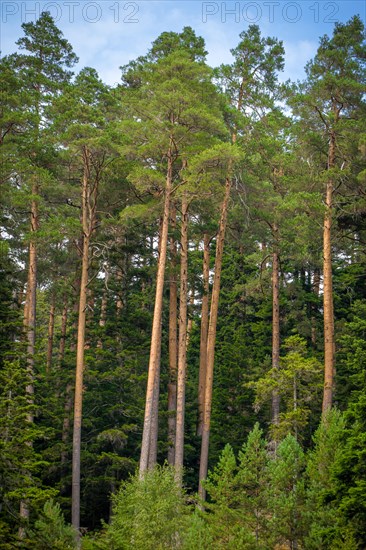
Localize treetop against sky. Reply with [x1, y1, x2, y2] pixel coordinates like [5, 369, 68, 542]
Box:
[1, 1, 364, 85]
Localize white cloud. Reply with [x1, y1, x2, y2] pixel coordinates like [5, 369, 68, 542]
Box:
[282, 40, 318, 82]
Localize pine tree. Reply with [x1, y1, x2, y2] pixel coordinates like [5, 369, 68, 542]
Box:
[236, 423, 270, 546]
[199, 26, 285, 497]
[292, 15, 366, 413]
[305, 409, 346, 549]
[267, 434, 306, 549]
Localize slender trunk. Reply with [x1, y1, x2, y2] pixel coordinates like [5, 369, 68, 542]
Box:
[175, 195, 189, 484]
[322, 127, 336, 414]
[148, 220, 164, 469]
[71, 231, 89, 533]
[84, 288, 94, 350]
[23, 282, 30, 332]
[311, 268, 320, 346]
[271, 225, 280, 427]
[72, 147, 93, 534]
[186, 286, 194, 350]
[58, 296, 68, 365]
[61, 383, 73, 467]
[116, 268, 124, 316]
[147, 370, 160, 468]
[293, 375, 298, 441]
[25, 247, 36, 413]
[197, 233, 210, 437]
[19, 184, 39, 534]
[18, 284, 25, 311]
[46, 295, 56, 373]
[61, 284, 78, 466]
[168, 204, 178, 466]
[97, 289, 108, 349]
[139, 143, 173, 476]
[322, 183, 335, 412]
[25, 191, 38, 420]
[147, 324, 161, 469]
[199, 177, 231, 500]
[300, 268, 306, 289]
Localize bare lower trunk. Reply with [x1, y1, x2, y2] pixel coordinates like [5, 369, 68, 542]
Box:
[25, 194, 38, 420]
[148, 220, 163, 469]
[61, 288, 78, 466]
[199, 177, 231, 500]
[23, 283, 30, 333]
[148, 326, 161, 469]
[322, 125, 336, 414]
[58, 296, 68, 365]
[71, 238, 89, 533]
[84, 288, 94, 350]
[97, 289, 108, 349]
[311, 268, 320, 346]
[61, 383, 73, 466]
[175, 196, 189, 484]
[46, 295, 56, 373]
[271, 226, 280, 428]
[72, 146, 95, 534]
[186, 287, 194, 350]
[116, 268, 124, 315]
[322, 181, 335, 413]
[19, 189, 38, 535]
[168, 205, 178, 466]
[18, 501, 29, 540]
[139, 144, 173, 476]
[197, 233, 210, 437]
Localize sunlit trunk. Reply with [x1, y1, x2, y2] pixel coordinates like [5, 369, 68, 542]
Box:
[174, 195, 189, 484]
[139, 142, 173, 476]
[168, 204, 178, 465]
[271, 225, 280, 428]
[322, 127, 336, 414]
[197, 233, 210, 437]
[46, 295, 56, 373]
[199, 177, 231, 500]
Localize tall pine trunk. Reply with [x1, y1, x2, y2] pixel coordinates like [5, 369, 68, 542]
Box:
[58, 295, 68, 365]
[148, 220, 164, 469]
[72, 146, 95, 533]
[139, 142, 173, 476]
[271, 225, 280, 428]
[147, 218, 163, 470]
[322, 131, 335, 413]
[97, 288, 108, 349]
[199, 177, 231, 500]
[46, 295, 56, 373]
[186, 287, 194, 350]
[174, 195, 189, 484]
[24, 188, 38, 421]
[19, 183, 39, 533]
[197, 233, 210, 437]
[311, 268, 320, 347]
[61, 280, 79, 467]
[168, 204, 178, 466]
[147, 325, 161, 469]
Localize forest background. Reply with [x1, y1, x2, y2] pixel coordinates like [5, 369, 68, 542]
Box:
[0, 7, 366, 549]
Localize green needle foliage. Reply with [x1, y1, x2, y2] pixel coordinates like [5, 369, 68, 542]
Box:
[31, 499, 77, 549]
[98, 465, 189, 550]
[250, 335, 323, 442]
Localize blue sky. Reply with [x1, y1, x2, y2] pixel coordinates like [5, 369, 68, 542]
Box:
[1, 1, 365, 85]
